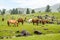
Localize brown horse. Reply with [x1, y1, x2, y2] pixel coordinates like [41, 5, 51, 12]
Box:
[7, 20, 18, 26]
[2, 18, 4, 21]
[32, 19, 49, 25]
[39, 19, 49, 25]
[17, 18, 24, 25]
[32, 19, 39, 25]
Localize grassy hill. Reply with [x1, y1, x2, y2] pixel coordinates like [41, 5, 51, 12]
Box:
[0, 12, 60, 40]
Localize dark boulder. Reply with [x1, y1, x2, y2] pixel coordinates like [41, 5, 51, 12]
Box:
[20, 30, 31, 36]
[15, 31, 20, 33]
[16, 34, 21, 37]
[34, 30, 42, 35]
[0, 36, 4, 39]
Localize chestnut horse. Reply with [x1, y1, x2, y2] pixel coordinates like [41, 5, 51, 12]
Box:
[2, 18, 4, 21]
[40, 19, 49, 25]
[32, 19, 49, 25]
[17, 18, 24, 25]
[7, 20, 18, 26]
[32, 19, 39, 25]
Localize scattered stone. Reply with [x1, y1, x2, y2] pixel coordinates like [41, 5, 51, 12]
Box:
[34, 30, 42, 35]
[20, 30, 31, 36]
[16, 34, 21, 37]
[44, 28, 48, 30]
[0, 36, 4, 39]
[16, 31, 20, 33]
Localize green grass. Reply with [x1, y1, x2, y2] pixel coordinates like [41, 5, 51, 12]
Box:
[0, 12, 60, 40]
[2, 33, 60, 40]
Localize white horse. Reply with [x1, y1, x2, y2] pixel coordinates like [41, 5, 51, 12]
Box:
[27, 19, 32, 24]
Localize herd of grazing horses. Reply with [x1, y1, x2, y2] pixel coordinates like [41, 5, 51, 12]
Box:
[1, 15, 56, 26]
[7, 18, 49, 26]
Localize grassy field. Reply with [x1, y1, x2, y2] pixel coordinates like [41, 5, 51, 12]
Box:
[3, 33, 60, 40]
[0, 12, 60, 40]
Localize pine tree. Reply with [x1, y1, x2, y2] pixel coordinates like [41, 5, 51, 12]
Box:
[1, 9, 6, 15]
[45, 5, 51, 12]
[11, 8, 19, 14]
[31, 9, 35, 13]
[26, 8, 30, 14]
[15, 8, 18, 14]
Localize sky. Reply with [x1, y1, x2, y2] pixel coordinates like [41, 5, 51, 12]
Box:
[0, 0, 60, 10]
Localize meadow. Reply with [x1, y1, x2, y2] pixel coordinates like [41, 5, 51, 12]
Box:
[0, 12, 60, 40]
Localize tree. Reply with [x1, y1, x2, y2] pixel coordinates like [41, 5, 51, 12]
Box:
[11, 8, 15, 14]
[31, 9, 35, 13]
[0, 10, 1, 14]
[45, 5, 51, 12]
[1, 9, 6, 15]
[26, 8, 30, 14]
[18, 11, 22, 14]
[57, 6, 60, 12]
[15, 8, 18, 14]
[11, 8, 19, 14]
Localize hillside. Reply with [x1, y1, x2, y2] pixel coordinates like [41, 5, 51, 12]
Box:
[35, 3, 60, 12]
[5, 3, 60, 14]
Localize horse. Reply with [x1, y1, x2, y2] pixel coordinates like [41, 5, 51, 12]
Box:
[31, 18, 48, 25]
[32, 19, 39, 25]
[40, 19, 49, 25]
[27, 18, 39, 25]
[2, 18, 4, 21]
[37, 16, 42, 19]
[28, 18, 49, 25]
[27, 19, 32, 23]
[7, 20, 18, 26]
[17, 18, 24, 25]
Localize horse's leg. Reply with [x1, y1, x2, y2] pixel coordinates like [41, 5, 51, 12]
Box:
[7, 21, 10, 26]
[36, 22, 38, 25]
[40, 21, 42, 24]
[22, 21, 24, 25]
[42, 22, 45, 25]
[39, 21, 41, 24]
[33, 22, 34, 25]
[46, 21, 49, 24]
[14, 23, 17, 27]
[13, 23, 15, 27]
[17, 23, 18, 27]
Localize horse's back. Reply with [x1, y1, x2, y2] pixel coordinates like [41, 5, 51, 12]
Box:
[8, 20, 18, 24]
[18, 18, 24, 22]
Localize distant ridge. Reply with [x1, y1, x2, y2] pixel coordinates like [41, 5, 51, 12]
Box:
[34, 3, 60, 12]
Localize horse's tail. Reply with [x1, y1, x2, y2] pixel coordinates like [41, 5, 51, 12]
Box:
[7, 21, 9, 26]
